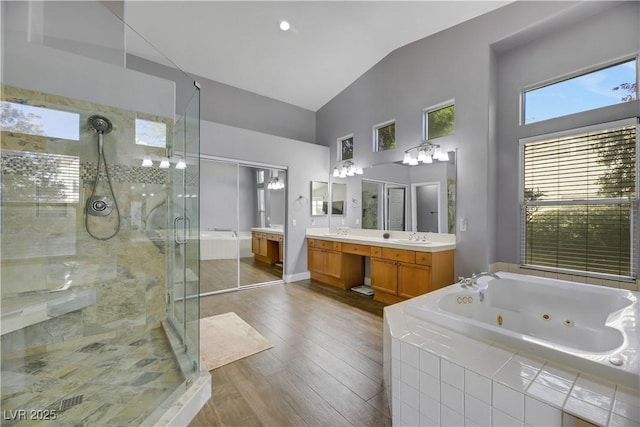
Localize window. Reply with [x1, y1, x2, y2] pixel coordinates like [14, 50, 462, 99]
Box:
[523, 59, 637, 124]
[1, 101, 79, 140]
[338, 135, 353, 161]
[520, 119, 638, 279]
[374, 121, 395, 152]
[425, 103, 455, 140]
[135, 118, 166, 148]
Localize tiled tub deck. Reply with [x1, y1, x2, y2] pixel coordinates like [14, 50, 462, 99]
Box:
[384, 303, 639, 427]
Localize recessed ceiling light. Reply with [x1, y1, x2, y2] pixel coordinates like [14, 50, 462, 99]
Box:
[279, 20, 290, 31]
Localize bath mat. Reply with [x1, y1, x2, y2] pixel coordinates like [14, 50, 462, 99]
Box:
[199, 312, 273, 371]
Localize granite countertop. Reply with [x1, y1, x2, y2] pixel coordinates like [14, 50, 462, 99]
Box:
[305, 229, 456, 253]
[251, 227, 284, 235]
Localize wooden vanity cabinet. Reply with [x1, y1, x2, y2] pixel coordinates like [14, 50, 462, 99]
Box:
[307, 239, 364, 289]
[370, 246, 453, 304]
[306, 236, 454, 302]
[252, 231, 281, 264]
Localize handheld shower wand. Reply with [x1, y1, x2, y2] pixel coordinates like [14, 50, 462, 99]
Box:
[85, 115, 120, 240]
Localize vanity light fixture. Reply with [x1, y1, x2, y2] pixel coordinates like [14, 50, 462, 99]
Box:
[267, 176, 285, 190]
[332, 160, 363, 178]
[159, 147, 171, 169]
[402, 141, 449, 165]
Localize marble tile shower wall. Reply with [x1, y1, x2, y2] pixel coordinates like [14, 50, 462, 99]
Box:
[1, 85, 173, 354]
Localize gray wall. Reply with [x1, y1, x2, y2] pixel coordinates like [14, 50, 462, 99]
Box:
[126, 55, 316, 143]
[495, 1, 640, 264]
[317, 1, 586, 277]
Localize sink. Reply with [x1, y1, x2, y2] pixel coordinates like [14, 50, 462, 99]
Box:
[390, 239, 431, 245]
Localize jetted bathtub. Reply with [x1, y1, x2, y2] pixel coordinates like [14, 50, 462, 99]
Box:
[200, 230, 253, 260]
[405, 271, 639, 389]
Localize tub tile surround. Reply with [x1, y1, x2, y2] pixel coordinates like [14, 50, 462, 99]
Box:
[489, 262, 640, 292]
[384, 302, 640, 427]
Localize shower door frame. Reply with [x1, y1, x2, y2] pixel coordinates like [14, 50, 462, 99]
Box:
[166, 84, 200, 373]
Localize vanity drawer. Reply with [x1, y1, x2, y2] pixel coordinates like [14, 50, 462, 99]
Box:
[253, 232, 266, 239]
[308, 239, 341, 251]
[371, 246, 383, 258]
[382, 248, 415, 263]
[341, 243, 371, 256]
[415, 252, 432, 266]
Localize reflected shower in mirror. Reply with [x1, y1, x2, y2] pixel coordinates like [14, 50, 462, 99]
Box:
[311, 181, 329, 215]
[331, 182, 347, 216]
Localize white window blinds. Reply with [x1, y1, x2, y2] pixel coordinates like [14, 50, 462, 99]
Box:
[520, 119, 638, 279]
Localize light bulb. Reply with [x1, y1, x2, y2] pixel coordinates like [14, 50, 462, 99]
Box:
[141, 157, 153, 167]
[403, 152, 412, 164]
[417, 149, 427, 163]
[175, 159, 186, 169]
[279, 21, 290, 31]
[159, 158, 170, 169]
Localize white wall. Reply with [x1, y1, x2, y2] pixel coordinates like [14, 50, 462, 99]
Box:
[200, 120, 330, 279]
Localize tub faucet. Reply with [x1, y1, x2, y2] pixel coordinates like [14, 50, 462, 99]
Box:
[471, 272, 500, 287]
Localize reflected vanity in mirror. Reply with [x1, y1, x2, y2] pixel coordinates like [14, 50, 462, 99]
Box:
[311, 181, 329, 215]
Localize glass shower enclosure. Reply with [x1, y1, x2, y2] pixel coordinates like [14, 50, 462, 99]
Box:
[1, 2, 204, 425]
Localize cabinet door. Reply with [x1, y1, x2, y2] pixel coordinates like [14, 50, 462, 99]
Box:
[371, 258, 398, 294]
[398, 262, 431, 298]
[323, 250, 343, 279]
[308, 247, 324, 274]
[252, 236, 260, 254]
[258, 237, 268, 256]
[278, 242, 283, 263]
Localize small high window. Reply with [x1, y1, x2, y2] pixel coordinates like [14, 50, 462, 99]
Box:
[425, 103, 455, 140]
[1, 101, 79, 140]
[338, 135, 354, 161]
[523, 59, 637, 124]
[374, 121, 395, 152]
[135, 118, 166, 148]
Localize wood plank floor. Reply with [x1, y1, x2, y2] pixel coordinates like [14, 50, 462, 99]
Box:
[191, 279, 390, 427]
[200, 257, 283, 294]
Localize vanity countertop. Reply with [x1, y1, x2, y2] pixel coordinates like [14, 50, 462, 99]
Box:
[306, 228, 456, 253]
[251, 227, 284, 235]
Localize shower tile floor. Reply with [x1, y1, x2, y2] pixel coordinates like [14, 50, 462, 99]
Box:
[1, 327, 184, 426]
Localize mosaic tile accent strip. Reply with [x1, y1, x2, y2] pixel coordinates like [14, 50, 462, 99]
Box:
[1, 152, 168, 185]
[81, 162, 168, 184]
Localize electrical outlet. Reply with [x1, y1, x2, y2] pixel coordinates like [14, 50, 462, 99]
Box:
[459, 218, 467, 232]
[292, 219, 297, 227]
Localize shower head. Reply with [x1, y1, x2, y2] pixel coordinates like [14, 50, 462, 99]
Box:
[87, 115, 113, 134]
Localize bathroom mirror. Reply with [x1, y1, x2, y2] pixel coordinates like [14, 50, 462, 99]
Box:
[331, 182, 347, 216]
[311, 181, 329, 216]
[355, 150, 456, 233]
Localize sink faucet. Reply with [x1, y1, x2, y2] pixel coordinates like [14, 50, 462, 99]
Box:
[409, 232, 419, 241]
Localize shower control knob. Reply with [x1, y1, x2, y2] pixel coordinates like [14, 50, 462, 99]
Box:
[87, 196, 113, 216]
